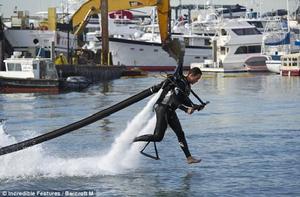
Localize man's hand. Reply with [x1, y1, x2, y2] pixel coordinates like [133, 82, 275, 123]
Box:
[193, 104, 205, 111]
[187, 107, 195, 114]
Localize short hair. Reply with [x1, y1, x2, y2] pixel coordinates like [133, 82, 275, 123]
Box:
[189, 67, 202, 76]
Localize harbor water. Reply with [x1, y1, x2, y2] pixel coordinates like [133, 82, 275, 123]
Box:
[0, 73, 299, 196]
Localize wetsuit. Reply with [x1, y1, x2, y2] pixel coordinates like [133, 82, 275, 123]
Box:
[133, 75, 195, 158]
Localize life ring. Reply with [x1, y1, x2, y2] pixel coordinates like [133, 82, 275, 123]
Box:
[29, 23, 34, 30]
[39, 25, 48, 31]
[42, 26, 48, 30]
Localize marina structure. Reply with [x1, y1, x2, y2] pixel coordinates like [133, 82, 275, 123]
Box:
[280, 53, 300, 76]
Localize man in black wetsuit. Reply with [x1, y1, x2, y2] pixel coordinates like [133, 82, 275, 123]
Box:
[133, 67, 204, 164]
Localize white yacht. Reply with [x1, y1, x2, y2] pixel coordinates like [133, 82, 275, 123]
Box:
[109, 34, 212, 71]
[3, 7, 78, 59]
[4, 29, 78, 59]
[191, 19, 268, 72]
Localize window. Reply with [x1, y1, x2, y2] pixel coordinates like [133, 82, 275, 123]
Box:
[184, 37, 189, 46]
[33, 64, 37, 70]
[7, 63, 22, 71]
[220, 47, 227, 55]
[248, 45, 261, 53]
[48, 63, 54, 69]
[235, 46, 261, 54]
[44, 51, 51, 58]
[15, 63, 22, 71]
[247, 21, 263, 28]
[221, 29, 227, 36]
[232, 29, 243, 35]
[235, 46, 247, 54]
[204, 39, 211, 46]
[232, 28, 261, 35]
[7, 63, 15, 71]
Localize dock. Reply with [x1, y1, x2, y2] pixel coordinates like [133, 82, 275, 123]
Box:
[55, 64, 126, 82]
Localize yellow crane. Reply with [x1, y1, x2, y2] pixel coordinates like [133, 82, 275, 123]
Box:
[70, 0, 184, 64]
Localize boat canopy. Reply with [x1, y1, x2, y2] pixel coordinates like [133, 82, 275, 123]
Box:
[265, 32, 290, 46]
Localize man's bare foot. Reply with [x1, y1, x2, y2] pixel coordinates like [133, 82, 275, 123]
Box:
[187, 156, 201, 164]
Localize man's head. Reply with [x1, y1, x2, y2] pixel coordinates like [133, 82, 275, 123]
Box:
[186, 67, 202, 85]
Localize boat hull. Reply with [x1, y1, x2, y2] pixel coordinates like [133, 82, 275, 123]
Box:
[245, 56, 268, 72]
[266, 60, 281, 74]
[0, 77, 59, 93]
[59, 76, 91, 91]
[281, 69, 300, 76]
[109, 37, 212, 71]
[191, 59, 251, 73]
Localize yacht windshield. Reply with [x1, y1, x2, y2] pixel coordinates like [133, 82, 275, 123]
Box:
[232, 28, 261, 35]
[7, 63, 22, 71]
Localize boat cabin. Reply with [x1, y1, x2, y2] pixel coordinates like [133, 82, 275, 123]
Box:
[0, 52, 58, 80]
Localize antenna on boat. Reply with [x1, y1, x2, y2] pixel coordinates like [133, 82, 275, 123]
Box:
[286, 0, 291, 53]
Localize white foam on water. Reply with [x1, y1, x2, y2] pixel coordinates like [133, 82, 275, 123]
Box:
[0, 123, 46, 179]
[0, 90, 161, 180]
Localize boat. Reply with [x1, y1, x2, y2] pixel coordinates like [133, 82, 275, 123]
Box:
[60, 76, 91, 91]
[280, 53, 300, 76]
[261, 20, 291, 74]
[0, 52, 60, 93]
[216, 4, 247, 18]
[265, 55, 281, 74]
[109, 36, 212, 71]
[191, 19, 268, 72]
[3, 7, 78, 59]
[4, 29, 78, 59]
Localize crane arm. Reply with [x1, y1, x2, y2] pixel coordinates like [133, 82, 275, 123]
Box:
[71, 0, 169, 42]
[71, 0, 184, 63]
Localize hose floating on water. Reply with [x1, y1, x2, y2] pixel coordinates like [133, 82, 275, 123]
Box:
[0, 87, 155, 156]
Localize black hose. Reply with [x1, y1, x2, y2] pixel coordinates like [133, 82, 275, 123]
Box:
[0, 87, 154, 156]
